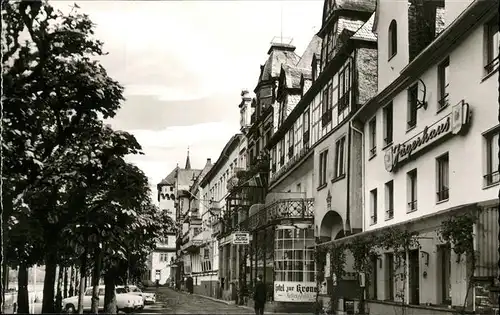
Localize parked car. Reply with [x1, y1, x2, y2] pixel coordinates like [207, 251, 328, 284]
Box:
[117, 285, 156, 304]
[61, 285, 143, 313]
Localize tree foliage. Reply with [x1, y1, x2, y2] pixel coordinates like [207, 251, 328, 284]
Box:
[2, 1, 176, 313]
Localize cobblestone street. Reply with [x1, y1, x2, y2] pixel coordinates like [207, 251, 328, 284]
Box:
[140, 287, 257, 314]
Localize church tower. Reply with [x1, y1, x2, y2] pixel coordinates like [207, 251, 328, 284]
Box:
[185, 147, 191, 170]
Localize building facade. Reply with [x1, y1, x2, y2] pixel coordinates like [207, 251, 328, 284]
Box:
[348, 0, 499, 314]
[199, 133, 247, 300]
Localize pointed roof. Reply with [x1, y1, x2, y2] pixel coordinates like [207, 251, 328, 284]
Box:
[158, 166, 179, 186]
[185, 147, 191, 170]
[296, 35, 323, 69]
[350, 13, 377, 42]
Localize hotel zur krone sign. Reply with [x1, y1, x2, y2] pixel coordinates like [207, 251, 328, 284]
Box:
[384, 100, 470, 172]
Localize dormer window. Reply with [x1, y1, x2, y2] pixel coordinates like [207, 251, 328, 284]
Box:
[388, 20, 398, 60]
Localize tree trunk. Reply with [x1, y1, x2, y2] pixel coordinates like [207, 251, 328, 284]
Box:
[91, 246, 102, 314]
[104, 270, 117, 314]
[78, 250, 87, 314]
[55, 265, 64, 312]
[2, 263, 8, 313]
[69, 266, 74, 297]
[17, 263, 30, 314]
[41, 251, 57, 314]
[63, 266, 69, 298]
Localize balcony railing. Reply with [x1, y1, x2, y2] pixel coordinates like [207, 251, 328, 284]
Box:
[243, 198, 314, 231]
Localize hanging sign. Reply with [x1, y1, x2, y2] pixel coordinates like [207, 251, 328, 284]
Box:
[232, 232, 250, 245]
[274, 281, 317, 302]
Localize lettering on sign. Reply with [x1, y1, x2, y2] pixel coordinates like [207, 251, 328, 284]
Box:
[384, 101, 470, 172]
[274, 281, 317, 302]
[232, 232, 250, 245]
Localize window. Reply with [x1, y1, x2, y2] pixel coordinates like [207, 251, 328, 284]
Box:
[407, 84, 418, 129]
[334, 137, 346, 178]
[274, 227, 315, 282]
[370, 189, 377, 225]
[485, 16, 499, 74]
[369, 118, 377, 157]
[271, 147, 277, 172]
[303, 109, 310, 145]
[484, 129, 500, 186]
[437, 57, 450, 110]
[319, 150, 328, 187]
[438, 244, 452, 305]
[407, 169, 418, 212]
[338, 64, 351, 113]
[204, 248, 209, 260]
[287, 128, 294, 157]
[155, 270, 161, 280]
[383, 102, 393, 146]
[296, 183, 301, 192]
[321, 84, 332, 126]
[388, 20, 398, 59]
[279, 140, 285, 166]
[385, 180, 394, 220]
[436, 153, 449, 202]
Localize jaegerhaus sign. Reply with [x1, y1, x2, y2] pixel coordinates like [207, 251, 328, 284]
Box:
[384, 100, 470, 172]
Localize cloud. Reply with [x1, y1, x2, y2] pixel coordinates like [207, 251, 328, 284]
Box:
[124, 84, 210, 102]
[123, 122, 240, 193]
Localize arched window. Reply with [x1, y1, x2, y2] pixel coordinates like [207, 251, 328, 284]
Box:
[388, 20, 398, 59]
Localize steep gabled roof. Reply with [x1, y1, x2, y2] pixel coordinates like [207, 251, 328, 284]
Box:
[158, 167, 178, 186]
[281, 64, 311, 90]
[258, 45, 301, 84]
[296, 35, 323, 69]
[351, 13, 377, 42]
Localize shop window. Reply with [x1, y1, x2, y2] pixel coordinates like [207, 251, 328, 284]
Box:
[274, 227, 315, 283]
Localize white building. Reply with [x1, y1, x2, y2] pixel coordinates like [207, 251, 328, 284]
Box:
[199, 133, 247, 299]
[352, 0, 499, 313]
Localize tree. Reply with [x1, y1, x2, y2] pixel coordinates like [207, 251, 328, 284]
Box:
[2, 1, 129, 312]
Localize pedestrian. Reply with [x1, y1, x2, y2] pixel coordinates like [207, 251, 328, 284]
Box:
[253, 275, 266, 315]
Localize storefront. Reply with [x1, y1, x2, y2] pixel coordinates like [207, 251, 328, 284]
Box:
[244, 198, 316, 312]
[273, 225, 316, 302]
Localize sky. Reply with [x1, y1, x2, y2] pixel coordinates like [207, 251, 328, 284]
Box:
[53, 1, 323, 202]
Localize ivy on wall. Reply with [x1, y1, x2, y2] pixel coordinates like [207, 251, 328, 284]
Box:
[438, 212, 477, 313]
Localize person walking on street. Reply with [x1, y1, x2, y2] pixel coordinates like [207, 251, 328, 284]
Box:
[253, 275, 266, 315]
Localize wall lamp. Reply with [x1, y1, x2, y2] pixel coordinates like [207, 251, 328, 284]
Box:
[421, 251, 430, 266]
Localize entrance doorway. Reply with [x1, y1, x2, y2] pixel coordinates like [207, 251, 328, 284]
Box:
[408, 250, 420, 305]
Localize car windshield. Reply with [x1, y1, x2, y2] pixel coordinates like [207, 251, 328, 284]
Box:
[116, 288, 127, 294]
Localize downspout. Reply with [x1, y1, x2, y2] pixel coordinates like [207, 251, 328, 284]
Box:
[345, 51, 356, 235]
[350, 121, 365, 233]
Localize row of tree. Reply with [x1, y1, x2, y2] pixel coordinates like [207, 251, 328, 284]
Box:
[2, 1, 174, 313]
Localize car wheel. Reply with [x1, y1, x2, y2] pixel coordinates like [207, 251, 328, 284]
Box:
[65, 304, 76, 314]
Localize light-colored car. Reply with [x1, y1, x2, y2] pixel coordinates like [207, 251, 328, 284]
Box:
[117, 285, 156, 304]
[62, 285, 143, 313]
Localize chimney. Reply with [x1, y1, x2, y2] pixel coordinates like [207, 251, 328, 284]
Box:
[206, 158, 212, 166]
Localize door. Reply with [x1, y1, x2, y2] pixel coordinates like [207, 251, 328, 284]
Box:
[408, 250, 420, 305]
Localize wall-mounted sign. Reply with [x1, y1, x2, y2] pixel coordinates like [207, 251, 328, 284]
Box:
[274, 281, 317, 302]
[192, 240, 203, 246]
[384, 101, 470, 172]
[232, 232, 250, 245]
